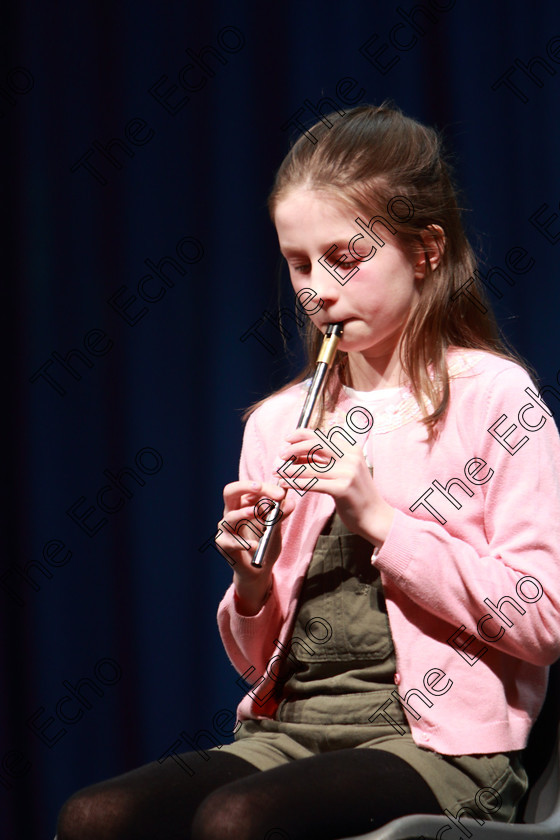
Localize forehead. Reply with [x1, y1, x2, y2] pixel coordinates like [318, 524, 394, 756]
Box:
[274, 188, 361, 248]
[274, 188, 352, 224]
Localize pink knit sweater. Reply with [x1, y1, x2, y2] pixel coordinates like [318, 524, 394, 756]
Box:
[217, 349, 560, 755]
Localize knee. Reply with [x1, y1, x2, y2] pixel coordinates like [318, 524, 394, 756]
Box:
[191, 786, 259, 840]
[56, 785, 135, 840]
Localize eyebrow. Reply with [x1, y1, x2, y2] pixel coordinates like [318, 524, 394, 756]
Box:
[281, 241, 352, 258]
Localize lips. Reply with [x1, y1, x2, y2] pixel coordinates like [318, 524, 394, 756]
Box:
[322, 318, 352, 330]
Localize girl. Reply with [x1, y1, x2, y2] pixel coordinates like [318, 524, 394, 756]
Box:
[57, 104, 560, 840]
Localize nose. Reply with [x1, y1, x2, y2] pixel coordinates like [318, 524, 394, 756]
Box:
[309, 261, 345, 307]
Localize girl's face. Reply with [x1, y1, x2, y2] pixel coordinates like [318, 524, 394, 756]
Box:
[274, 188, 425, 365]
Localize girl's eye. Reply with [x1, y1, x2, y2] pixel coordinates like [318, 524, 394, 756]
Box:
[336, 256, 358, 270]
[289, 256, 358, 274]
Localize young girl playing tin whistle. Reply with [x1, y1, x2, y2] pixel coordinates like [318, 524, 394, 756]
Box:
[57, 103, 560, 840]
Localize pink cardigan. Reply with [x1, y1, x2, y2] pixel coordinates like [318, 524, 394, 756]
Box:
[217, 349, 560, 755]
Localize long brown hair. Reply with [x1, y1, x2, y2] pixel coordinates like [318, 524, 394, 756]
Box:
[246, 103, 531, 437]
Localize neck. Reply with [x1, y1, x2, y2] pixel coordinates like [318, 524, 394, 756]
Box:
[346, 345, 406, 391]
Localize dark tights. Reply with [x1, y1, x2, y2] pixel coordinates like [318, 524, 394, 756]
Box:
[56, 747, 441, 840]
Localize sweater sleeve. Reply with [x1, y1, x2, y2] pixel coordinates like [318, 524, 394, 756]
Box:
[216, 409, 286, 678]
[374, 364, 560, 667]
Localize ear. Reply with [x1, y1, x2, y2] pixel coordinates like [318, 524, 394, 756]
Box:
[413, 224, 445, 279]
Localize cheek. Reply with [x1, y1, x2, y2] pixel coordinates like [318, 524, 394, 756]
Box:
[379, 256, 418, 297]
[288, 272, 308, 299]
[290, 282, 325, 323]
[354, 272, 417, 318]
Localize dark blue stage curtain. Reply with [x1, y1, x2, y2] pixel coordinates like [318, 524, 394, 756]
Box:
[2, 0, 560, 836]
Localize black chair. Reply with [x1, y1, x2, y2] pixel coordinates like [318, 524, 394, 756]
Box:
[338, 659, 560, 839]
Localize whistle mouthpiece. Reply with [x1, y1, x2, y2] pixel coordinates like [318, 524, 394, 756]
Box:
[326, 322, 344, 338]
[317, 322, 344, 366]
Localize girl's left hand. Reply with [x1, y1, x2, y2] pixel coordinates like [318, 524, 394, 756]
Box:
[278, 428, 395, 548]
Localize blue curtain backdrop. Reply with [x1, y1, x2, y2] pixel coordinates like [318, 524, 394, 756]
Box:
[3, 0, 560, 836]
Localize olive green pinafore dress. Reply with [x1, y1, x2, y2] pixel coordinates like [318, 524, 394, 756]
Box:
[220, 512, 528, 820]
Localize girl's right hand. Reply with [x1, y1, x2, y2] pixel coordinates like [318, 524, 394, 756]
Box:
[217, 480, 296, 615]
